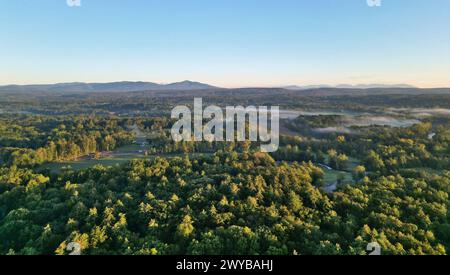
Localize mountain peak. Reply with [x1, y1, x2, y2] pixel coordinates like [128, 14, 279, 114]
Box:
[164, 80, 217, 90]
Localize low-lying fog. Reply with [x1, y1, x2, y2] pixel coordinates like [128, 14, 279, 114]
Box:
[390, 108, 450, 118]
[279, 107, 450, 135]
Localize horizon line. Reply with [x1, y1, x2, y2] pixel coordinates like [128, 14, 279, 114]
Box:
[2, 80, 450, 90]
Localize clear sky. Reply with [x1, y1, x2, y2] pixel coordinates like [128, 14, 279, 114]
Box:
[1, 0, 449, 88]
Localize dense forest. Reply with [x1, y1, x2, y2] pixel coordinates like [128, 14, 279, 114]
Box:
[0, 89, 449, 255]
[0, 115, 133, 167]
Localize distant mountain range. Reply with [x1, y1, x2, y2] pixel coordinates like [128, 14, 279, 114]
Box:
[0, 81, 439, 94]
[282, 84, 416, 90]
[0, 80, 218, 93]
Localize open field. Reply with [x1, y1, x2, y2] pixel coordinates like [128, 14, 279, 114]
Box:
[40, 154, 147, 173]
[323, 170, 353, 185]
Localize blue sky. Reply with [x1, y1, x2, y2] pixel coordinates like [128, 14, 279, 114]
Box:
[1, 0, 449, 87]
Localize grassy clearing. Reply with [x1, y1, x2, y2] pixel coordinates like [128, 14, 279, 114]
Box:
[39, 149, 210, 174]
[323, 170, 353, 185]
[321, 154, 360, 186]
[40, 154, 147, 173]
[39, 124, 154, 173]
[113, 144, 147, 153]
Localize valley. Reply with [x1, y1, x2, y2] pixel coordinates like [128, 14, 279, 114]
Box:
[1, 88, 449, 255]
